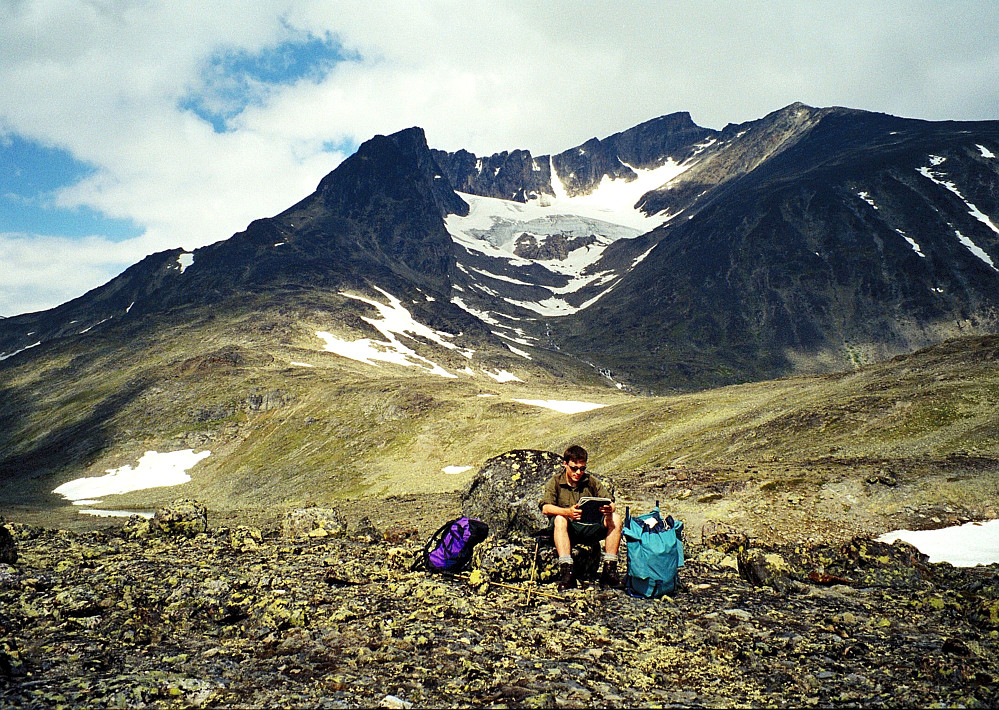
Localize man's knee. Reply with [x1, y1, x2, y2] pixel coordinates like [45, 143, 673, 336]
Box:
[553, 515, 569, 532]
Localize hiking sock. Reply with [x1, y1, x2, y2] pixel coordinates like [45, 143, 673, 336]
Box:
[558, 555, 572, 566]
[602, 552, 618, 563]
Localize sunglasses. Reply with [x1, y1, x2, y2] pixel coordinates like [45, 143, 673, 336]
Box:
[566, 463, 587, 472]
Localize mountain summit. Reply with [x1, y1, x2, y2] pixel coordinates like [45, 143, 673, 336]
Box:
[3, 103, 999, 393]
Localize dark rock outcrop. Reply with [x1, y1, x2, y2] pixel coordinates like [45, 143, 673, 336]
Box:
[0, 525, 16, 564]
[738, 547, 800, 594]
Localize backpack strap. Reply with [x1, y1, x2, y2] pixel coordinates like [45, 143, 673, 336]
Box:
[411, 518, 457, 572]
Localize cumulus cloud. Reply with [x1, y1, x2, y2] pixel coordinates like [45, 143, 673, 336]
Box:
[1, 0, 998, 316]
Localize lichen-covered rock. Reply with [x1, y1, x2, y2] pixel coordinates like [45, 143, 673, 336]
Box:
[0, 525, 16, 564]
[228, 526, 263, 552]
[473, 535, 603, 584]
[351, 516, 380, 544]
[153, 499, 208, 537]
[121, 516, 153, 539]
[461, 449, 564, 537]
[0, 564, 18, 590]
[834, 537, 934, 590]
[738, 547, 798, 593]
[2, 515, 998, 708]
[701, 521, 748, 553]
[282, 507, 347, 539]
[0, 638, 25, 679]
[384, 525, 419, 544]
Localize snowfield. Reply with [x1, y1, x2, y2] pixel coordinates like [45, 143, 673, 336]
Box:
[513, 399, 607, 414]
[53, 449, 211, 503]
[878, 519, 999, 566]
[445, 155, 692, 319]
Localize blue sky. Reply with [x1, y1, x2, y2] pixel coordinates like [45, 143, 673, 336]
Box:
[2, 1, 999, 316]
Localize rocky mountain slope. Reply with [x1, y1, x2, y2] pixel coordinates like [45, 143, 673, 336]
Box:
[4, 103, 998, 393]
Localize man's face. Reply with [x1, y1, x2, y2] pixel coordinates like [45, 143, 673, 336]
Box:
[564, 458, 587, 487]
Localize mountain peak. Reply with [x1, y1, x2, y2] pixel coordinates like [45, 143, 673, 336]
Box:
[315, 127, 467, 219]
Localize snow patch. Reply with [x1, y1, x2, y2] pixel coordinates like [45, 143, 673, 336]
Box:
[483, 369, 523, 383]
[442, 465, 473, 475]
[895, 229, 926, 258]
[468, 266, 534, 286]
[54, 450, 211, 502]
[79, 316, 112, 334]
[492, 329, 536, 347]
[290, 361, 314, 368]
[857, 191, 878, 209]
[505, 343, 533, 360]
[877, 519, 999, 566]
[451, 296, 503, 327]
[954, 229, 998, 271]
[631, 245, 656, 267]
[0, 341, 41, 361]
[978, 144, 996, 159]
[513, 399, 607, 414]
[176, 252, 194, 273]
[317, 287, 474, 378]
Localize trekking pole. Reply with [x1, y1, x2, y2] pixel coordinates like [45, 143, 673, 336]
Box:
[526, 536, 541, 605]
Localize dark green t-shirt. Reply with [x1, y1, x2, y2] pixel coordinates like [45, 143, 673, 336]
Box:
[539, 470, 612, 511]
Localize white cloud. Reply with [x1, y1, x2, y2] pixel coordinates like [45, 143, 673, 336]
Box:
[2, 1, 999, 316]
[0, 231, 155, 315]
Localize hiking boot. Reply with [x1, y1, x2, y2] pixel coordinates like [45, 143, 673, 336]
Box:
[557, 563, 576, 591]
[600, 561, 624, 589]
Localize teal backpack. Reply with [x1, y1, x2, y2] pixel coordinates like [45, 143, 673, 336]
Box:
[623, 503, 684, 598]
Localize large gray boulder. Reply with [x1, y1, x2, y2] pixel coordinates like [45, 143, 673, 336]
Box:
[461, 449, 564, 538]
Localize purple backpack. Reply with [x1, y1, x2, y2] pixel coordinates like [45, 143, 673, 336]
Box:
[414, 516, 489, 574]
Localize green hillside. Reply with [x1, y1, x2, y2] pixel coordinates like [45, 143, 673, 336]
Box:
[2, 294, 997, 543]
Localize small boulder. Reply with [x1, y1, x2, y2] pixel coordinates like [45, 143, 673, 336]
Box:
[701, 521, 748, 553]
[228, 526, 263, 552]
[738, 548, 798, 594]
[462, 449, 564, 538]
[384, 525, 419, 544]
[153, 500, 208, 537]
[351, 516, 380, 544]
[0, 525, 16, 565]
[282, 507, 347, 539]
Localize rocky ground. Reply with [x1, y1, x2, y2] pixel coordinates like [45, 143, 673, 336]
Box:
[1, 500, 998, 709]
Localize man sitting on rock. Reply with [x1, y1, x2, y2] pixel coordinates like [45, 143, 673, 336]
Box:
[540, 445, 623, 590]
